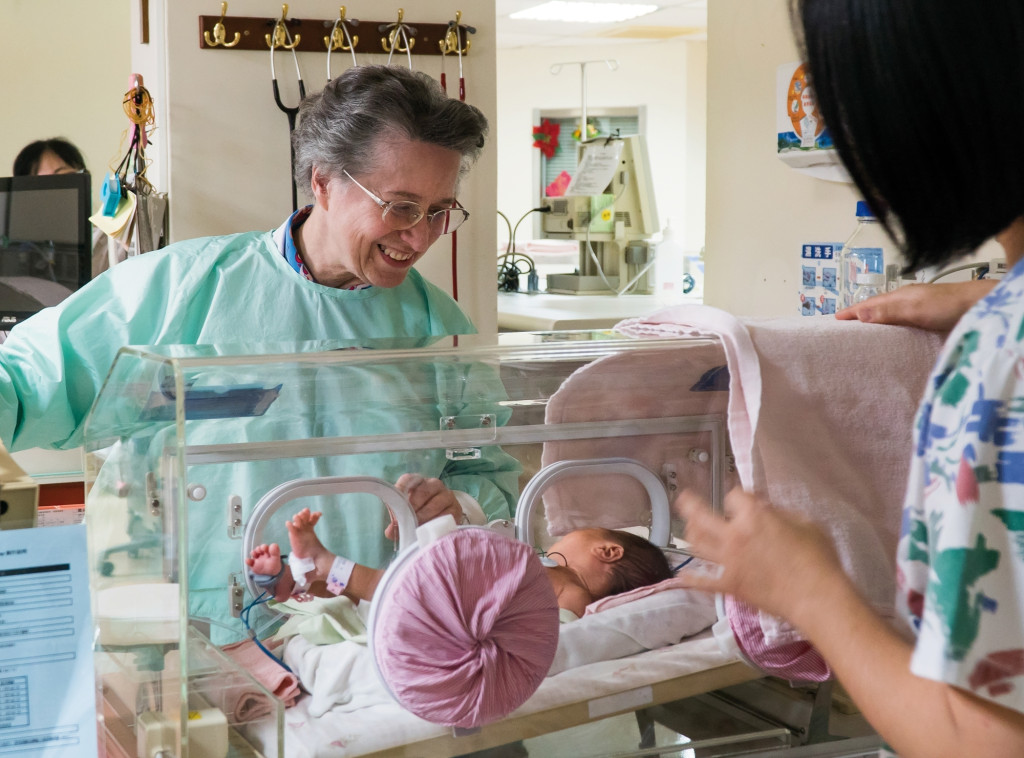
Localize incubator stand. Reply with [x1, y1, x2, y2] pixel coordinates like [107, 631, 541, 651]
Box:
[81, 331, 874, 758]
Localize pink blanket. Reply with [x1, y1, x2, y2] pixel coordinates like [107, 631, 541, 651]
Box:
[615, 305, 945, 680]
[220, 638, 302, 720]
[540, 338, 739, 538]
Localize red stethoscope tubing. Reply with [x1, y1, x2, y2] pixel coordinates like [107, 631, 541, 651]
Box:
[450, 29, 466, 302]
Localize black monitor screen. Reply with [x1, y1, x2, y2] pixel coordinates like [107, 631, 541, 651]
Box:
[0, 173, 91, 330]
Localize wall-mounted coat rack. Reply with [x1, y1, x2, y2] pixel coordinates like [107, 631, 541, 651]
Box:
[198, 5, 472, 55]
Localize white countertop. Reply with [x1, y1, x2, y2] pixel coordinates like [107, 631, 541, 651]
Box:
[497, 292, 700, 331]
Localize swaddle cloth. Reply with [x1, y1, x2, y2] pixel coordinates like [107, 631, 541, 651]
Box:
[616, 305, 945, 681]
[370, 528, 560, 729]
[541, 339, 737, 538]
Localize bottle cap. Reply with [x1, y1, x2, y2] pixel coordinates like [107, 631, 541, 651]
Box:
[855, 200, 875, 218]
[856, 272, 885, 285]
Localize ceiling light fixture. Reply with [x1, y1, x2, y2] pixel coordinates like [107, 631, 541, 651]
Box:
[509, 1, 659, 24]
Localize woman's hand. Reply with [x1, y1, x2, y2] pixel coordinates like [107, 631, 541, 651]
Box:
[835, 280, 996, 332]
[675, 488, 847, 625]
[385, 474, 462, 541]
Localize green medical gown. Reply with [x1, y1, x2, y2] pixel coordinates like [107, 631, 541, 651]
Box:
[0, 230, 521, 641]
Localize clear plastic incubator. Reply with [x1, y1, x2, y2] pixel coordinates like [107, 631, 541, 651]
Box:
[83, 329, 883, 758]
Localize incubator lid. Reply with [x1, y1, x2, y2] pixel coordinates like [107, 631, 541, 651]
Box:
[82, 330, 719, 448]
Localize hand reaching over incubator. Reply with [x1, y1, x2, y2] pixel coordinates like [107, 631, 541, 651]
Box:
[835, 280, 996, 332]
[675, 488, 1024, 758]
[674, 488, 849, 624]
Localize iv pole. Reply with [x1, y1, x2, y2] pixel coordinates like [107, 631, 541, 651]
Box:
[547, 59, 627, 295]
[549, 59, 619, 141]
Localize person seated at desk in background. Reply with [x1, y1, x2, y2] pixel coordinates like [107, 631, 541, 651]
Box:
[12, 136, 125, 278]
[248, 507, 673, 620]
[678, 1, 1024, 757]
[12, 137, 86, 177]
[1, 65, 521, 642]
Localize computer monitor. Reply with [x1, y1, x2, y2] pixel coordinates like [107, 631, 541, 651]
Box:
[0, 173, 92, 330]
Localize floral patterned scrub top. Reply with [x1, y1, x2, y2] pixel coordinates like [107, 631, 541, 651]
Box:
[897, 260, 1024, 713]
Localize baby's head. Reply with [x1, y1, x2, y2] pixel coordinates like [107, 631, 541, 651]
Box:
[547, 527, 673, 598]
[602, 528, 673, 595]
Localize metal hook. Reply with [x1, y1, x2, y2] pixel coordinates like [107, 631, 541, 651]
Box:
[204, 2, 241, 47]
[325, 6, 359, 51]
[326, 6, 360, 80]
[266, 4, 300, 49]
[445, 11, 473, 56]
[380, 9, 416, 53]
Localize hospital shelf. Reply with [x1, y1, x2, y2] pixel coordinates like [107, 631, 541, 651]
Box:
[497, 292, 690, 331]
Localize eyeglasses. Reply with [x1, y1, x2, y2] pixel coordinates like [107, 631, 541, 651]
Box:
[342, 170, 469, 235]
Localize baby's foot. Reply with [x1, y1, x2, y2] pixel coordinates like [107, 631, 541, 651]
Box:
[245, 542, 296, 602]
[287, 508, 337, 585]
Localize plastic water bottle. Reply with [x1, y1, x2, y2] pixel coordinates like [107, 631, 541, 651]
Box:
[852, 272, 885, 304]
[839, 201, 902, 308]
[654, 220, 685, 303]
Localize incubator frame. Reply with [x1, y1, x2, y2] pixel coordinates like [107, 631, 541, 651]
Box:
[82, 331, 874, 757]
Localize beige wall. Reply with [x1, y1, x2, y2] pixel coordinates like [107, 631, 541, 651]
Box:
[0, 0, 131, 207]
[704, 0, 997, 316]
[2, 1, 499, 334]
[496, 40, 707, 257]
[137, 0, 499, 334]
[704, 0, 859, 316]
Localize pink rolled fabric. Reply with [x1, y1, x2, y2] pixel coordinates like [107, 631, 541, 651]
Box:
[371, 528, 560, 729]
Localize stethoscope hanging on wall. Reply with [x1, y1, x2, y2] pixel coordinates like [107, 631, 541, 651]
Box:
[446, 12, 473, 102]
[440, 13, 474, 303]
[268, 4, 305, 212]
[380, 9, 416, 70]
[326, 6, 359, 81]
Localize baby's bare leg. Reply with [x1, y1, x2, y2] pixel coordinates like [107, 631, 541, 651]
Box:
[287, 508, 338, 588]
[288, 507, 382, 601]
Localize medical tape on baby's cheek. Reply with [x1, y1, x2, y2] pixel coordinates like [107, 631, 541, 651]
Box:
[289, 555, 316, 591]
[326, 555, 356, 595]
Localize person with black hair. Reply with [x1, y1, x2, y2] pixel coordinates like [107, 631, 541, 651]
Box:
[678, 2, 1024, 756]
[12, 137, 86, 176]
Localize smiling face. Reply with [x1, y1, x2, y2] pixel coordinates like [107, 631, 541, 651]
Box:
[299, 136, 463, 290]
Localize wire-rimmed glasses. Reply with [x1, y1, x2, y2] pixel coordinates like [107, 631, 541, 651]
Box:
[342, 170, 469, 235]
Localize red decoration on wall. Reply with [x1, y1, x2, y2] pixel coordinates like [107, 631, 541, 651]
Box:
[532, 119, 560, 159]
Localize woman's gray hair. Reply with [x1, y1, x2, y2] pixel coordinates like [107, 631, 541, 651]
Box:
[292, 65, 489, 196]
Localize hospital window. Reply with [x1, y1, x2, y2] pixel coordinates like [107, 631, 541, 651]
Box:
[536, 107, 643, 200]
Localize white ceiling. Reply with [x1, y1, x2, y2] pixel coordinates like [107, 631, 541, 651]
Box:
[495, 0, 707, 48]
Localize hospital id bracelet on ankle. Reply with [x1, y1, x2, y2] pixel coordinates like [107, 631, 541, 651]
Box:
[326, 555, 356, 595]
[289, 555, 316, 591]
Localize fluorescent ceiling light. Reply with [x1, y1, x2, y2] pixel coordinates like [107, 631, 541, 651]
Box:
[510, 2, 659, 24]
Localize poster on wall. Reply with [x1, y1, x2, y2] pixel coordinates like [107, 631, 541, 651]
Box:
[777, 62, 850, 183]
